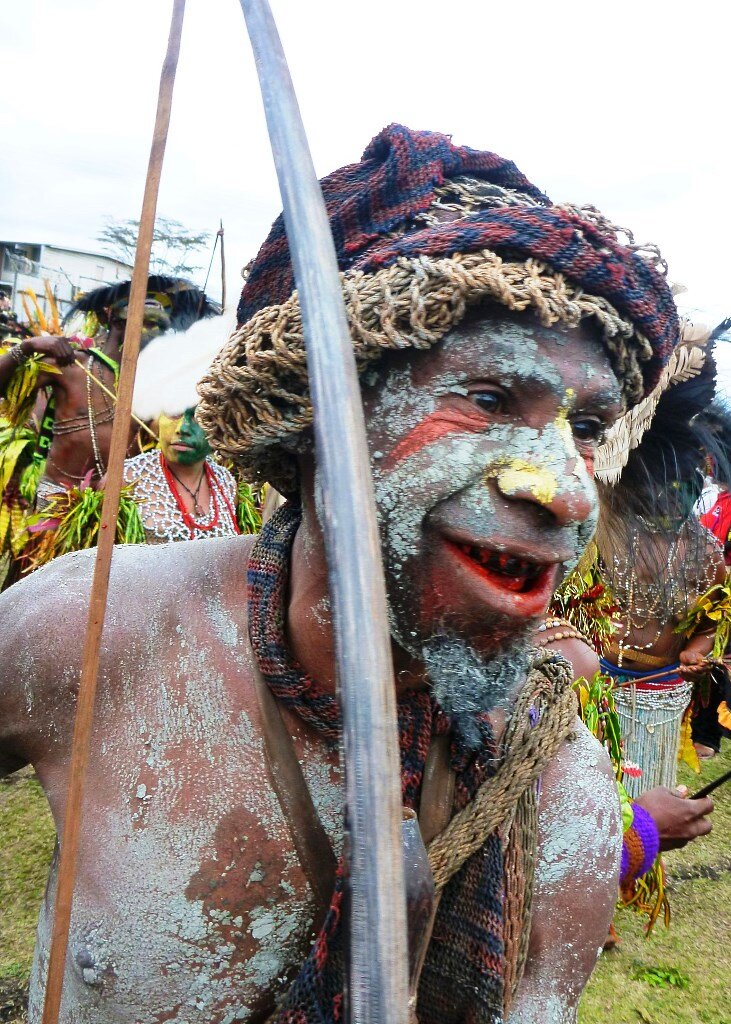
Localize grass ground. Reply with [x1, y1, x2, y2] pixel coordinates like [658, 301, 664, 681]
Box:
[0, 769, 54, 1023]
[580, 739, 731, 1024]
[1, 746, 729, 1023]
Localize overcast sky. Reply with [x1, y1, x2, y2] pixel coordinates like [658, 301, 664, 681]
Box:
[1, 0, 729, 367]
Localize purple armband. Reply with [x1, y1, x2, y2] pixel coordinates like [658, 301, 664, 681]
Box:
[620, 803, 660, 885]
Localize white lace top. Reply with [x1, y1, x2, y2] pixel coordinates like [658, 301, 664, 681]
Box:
[123, 449, 239, 543]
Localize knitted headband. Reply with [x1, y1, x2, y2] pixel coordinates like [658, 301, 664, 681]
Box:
[197, 125, 679, 493]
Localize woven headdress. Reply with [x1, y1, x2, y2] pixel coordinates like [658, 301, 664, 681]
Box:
[198, 124, 680, 493]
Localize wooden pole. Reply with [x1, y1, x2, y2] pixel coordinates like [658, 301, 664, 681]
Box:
[41, 3, 186, 1021]
[219, 220, 226, 312]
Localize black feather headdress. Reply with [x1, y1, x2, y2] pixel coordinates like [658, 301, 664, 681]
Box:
[66, 275, 221, 332]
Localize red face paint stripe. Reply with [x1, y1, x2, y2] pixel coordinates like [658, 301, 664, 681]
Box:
[384, 408, 487, 468]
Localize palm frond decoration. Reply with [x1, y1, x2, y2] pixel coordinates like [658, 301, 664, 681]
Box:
[0, 345, 60, 427]
[23, 484, 145, 571]
[236, 479, 263, 535]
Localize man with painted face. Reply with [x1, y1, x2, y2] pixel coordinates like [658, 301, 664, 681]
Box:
[122, 407, 240, 543]
[0, 275, 218, 509]
[1, 127, 681, 1024]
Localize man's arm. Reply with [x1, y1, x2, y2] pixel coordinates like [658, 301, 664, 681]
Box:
[0, 597, 34, 777]
[0, 335, 75, 396]
[678, 545, 728, 679]
[509, 723, 622, 1024]
[0, 551, 89, 778]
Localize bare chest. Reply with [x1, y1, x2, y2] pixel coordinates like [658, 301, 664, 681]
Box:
[32, 627, 343, 1024]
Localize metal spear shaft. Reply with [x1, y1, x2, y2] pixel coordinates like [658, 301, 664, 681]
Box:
[237, 3, 409, 1022]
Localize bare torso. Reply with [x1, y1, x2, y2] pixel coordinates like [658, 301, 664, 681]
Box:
[38, 353, 138, 487]
[0, 538, 621, 1024]
[600, 523, 725, 669]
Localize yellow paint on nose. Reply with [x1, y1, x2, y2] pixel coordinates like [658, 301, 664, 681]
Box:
[491, 459, 558, 505]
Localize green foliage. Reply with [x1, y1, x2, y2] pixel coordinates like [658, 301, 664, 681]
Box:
[675, 577, 731, 660]
[0, 773, 55, 982]
[0, 422, 36, 493]
[551, 542, 619, 654]
[574, 671, 623, 776]
[0, 352, 59, 429]
[18, 458, 43, 505]
[236, 479, 262, 535]
[631, 964, 689, 989]
[25, 486, 145, 570]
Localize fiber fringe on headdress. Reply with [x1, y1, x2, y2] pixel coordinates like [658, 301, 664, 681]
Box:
[595, 338, 707, 484]
[198, 124, 680, 494]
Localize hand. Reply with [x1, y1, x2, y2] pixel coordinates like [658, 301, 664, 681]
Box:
[634, 785, 713, 850]
[22, 335, 75, 366]
[678, 647, 713, 682]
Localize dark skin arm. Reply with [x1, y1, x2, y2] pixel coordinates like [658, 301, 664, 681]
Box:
[678, 551, 728, 680]
[536, 623, 715, 852]
[0, 335, 75, 396]
[635, 785, 714, 850]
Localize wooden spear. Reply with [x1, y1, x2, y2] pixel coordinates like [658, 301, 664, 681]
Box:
[72, 358, 159, 442]
[219, 220, 226, 313]
[41, 3, 186, 1021]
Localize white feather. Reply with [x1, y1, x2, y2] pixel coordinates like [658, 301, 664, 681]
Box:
[132, 311, 236, 421]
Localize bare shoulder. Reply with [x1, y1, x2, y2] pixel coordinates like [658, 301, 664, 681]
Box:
[0, 535, 256, 769]
[537, 719, 621, 891]
[1, 533, 255, 624]
[542, 634, 600, 684]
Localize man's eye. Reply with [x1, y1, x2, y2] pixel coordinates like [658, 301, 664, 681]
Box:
[571, 418, 606, 443]
[470, 390, 505, 414]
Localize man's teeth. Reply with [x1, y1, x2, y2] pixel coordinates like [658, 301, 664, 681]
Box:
[460, 543, 539, 580]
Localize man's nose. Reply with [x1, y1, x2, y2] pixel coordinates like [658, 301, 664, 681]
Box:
[492, 458, 594, 527]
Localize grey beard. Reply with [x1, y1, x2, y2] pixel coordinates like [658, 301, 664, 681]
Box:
[422, 633, 532, 750]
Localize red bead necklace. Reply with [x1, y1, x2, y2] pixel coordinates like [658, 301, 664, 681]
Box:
[160, 452, 221, 538]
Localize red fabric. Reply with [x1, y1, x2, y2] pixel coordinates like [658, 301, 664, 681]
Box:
[700, 491, 731, 564]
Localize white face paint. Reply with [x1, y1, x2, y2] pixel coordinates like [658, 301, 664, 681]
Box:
[509, 724, 623, 1024]
[361, 311, 622, 659]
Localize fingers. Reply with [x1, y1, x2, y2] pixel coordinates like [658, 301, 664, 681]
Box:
[53, 338, 75, 365]
[675, 784, 689, 798]
[695, 815, 713, 838]
[679, 665, 708, 682]
[683, 796, 714, 840]
[692, 795, 714, 818]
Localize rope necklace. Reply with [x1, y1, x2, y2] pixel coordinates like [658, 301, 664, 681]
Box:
[246, 504, 575, 1024]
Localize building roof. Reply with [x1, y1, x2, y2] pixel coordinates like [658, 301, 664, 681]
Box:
[0, 239, 133, 269]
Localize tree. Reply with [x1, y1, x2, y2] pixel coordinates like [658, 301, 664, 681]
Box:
[96, 217, 211, 278]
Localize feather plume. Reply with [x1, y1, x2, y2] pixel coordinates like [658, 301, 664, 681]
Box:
[132, 310, 235, 421]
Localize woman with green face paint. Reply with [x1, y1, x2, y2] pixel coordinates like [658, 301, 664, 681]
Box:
[122, 405, 240, 543]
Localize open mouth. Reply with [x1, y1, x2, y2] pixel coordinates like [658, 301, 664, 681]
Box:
[448, 540, 549, 594]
